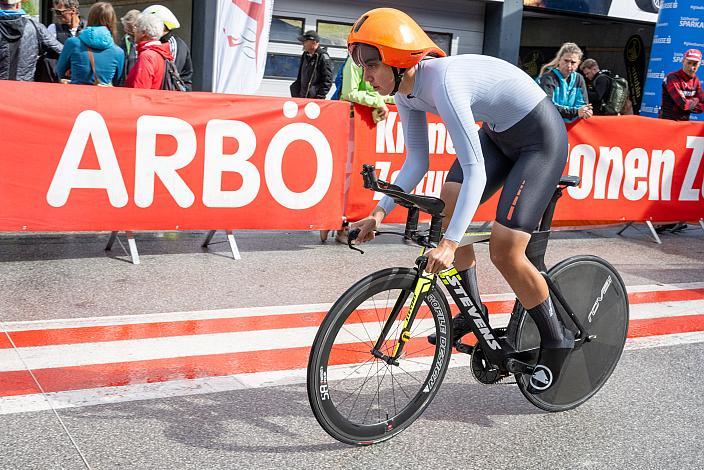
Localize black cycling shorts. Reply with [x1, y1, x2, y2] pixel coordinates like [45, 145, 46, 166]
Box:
[446, 97, 568, 233]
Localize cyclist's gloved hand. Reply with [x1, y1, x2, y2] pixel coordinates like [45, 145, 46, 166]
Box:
[425, 239, 459, 273]
[350, 217, 379, 244]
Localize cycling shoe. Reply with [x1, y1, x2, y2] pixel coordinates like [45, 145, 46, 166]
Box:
[527, 327, 576, 394]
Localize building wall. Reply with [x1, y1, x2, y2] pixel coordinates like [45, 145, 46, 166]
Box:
[258, 0, 487, 97]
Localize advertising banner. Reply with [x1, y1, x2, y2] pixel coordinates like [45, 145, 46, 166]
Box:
[0, 81, 350, 232]
[523, 0, 660, 22]
[213, 0, 274, 94]
[640, 0, 704, 120]
[624, 34, 647, 113]
[348, 106, 704, 224]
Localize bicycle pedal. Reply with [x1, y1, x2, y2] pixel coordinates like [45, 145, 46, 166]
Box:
[454, 341, 474, 355]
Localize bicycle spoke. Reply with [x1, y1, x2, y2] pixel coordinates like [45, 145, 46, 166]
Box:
[396, 364, 423, 384]
[339, 325, 375, 349]
[332, 357, 377, 405]
[344, 359, 377, 421]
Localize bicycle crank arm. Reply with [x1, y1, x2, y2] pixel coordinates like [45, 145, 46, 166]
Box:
[504, 358, 536, 375]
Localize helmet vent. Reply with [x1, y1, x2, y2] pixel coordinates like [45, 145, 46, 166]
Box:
[353, 15, 369, 33]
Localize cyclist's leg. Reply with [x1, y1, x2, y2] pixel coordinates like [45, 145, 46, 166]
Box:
[486, 97, 572, 390]
[431, 130, 513, 344]
[441, 128, 513, 291]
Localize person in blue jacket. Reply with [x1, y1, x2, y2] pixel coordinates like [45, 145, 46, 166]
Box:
[538, 42, 592, 122]
[56, 2, 124, 86]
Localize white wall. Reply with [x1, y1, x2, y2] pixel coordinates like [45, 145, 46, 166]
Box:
[258, 0, 486, 97]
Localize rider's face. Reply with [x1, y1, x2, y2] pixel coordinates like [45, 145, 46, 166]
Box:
[362, 61, 395, 95]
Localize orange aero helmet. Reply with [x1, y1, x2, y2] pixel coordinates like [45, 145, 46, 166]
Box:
[347, 8, 446, 69]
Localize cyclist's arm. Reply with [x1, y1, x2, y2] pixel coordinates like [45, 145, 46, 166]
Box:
[376, 101, 429, 216]
[432, 81, 487, 243]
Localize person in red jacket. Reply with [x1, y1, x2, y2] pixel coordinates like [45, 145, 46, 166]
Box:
[125, 13, 173, 89]
[660, 48, 703, 121]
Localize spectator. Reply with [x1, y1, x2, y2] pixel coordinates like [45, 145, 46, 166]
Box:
[660, 48, 703, 121]
[538, 42, 592, 122]
[0, 0, 62, 81]
[47, 0, 84, 43]
[56, 2, 124, 86]
[580, 58, 611, 115]
[290, 30, 333, 99]
[142, 5, 192, 91]
[119, 9, 140, 79]
[125, 13, 172, 89]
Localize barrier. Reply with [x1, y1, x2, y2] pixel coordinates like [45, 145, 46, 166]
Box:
[0, 81, 350, 232]
[1, 82, 703, 255]
[346, 105, 704, 227]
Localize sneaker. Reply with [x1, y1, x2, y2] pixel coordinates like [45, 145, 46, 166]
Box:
[334, 227, 349, 244]
[526, 327, 575, 394]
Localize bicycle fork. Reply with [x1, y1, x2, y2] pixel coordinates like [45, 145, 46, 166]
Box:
[371, 257, 435, 366]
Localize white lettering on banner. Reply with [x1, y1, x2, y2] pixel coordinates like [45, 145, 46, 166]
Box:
[46, 102, 337, 210]
[567, 144, 683, 201]
[679, 136, 704, 201]
[372, 161, 447, 201]
[47, 110, 128, 208]
[264, 121, 333, 210]
[375, 112, 455, 155]
[623, 148, 649, 201]
[594, 147, 624, 199]
[134, 116, 197, 208]
[649, 150, 674, 200]
[202, 120, 259, 208]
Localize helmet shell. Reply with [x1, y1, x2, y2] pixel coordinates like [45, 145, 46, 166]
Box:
[143, 5, 180, 30]
[347, 8, 446, 69]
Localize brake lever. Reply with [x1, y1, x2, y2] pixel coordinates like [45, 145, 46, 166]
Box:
[347, 228, 364, 254]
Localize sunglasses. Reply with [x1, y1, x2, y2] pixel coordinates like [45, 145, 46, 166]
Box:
[52, 8, 73, 14]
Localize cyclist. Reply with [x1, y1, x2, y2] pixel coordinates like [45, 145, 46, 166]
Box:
[348, 8, 573, 392]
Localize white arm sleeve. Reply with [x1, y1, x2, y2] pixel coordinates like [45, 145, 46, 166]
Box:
[377, 102, 430, 215]
[432, 76, 487, 243]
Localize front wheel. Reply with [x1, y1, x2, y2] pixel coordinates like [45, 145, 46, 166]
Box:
[307, 268, 453, 445]
[513, 255, 629, 411]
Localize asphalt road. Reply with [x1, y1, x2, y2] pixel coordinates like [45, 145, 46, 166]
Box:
[1, 225, 703, 469]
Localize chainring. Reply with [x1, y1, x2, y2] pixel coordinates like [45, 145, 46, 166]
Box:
[471, 332, 510, 385]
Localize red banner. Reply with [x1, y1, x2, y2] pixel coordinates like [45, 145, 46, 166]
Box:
[347, 105, 704, 224]
[0, 81, 350, 231]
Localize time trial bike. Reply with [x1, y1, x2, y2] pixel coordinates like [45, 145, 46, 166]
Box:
[307, 164, 629, 445]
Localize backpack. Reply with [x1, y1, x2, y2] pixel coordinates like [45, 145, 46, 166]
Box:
[330, 61, 345, 100]
[160, 59, 188, 92]
[601, 72, 629, 115]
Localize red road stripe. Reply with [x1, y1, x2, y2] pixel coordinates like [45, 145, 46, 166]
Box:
[3, 288, 704, 349]
[0, 336, 435, 398]
[2, 314, 703, 399]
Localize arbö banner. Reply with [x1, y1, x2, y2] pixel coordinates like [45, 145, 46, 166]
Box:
[0, 85, 702, 232]
[640, 0, 704, 120]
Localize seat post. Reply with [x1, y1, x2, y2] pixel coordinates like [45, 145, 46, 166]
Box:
[538, 187, 563, 232]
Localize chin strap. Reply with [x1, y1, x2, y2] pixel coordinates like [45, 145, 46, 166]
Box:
[390, 67, 407, 95]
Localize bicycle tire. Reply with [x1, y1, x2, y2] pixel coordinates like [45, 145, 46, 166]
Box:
[307, 268, 453, 445]
[513, 255, 629, 411]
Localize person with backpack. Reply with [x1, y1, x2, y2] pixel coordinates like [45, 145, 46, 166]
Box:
[55, 2, 124, 87]
[537, 42, 592, 122]
[125, 13, 174, 90]
[580, 58, 629, 115]
[0, 0, 62, 82]
[142, 5, 192, 91]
